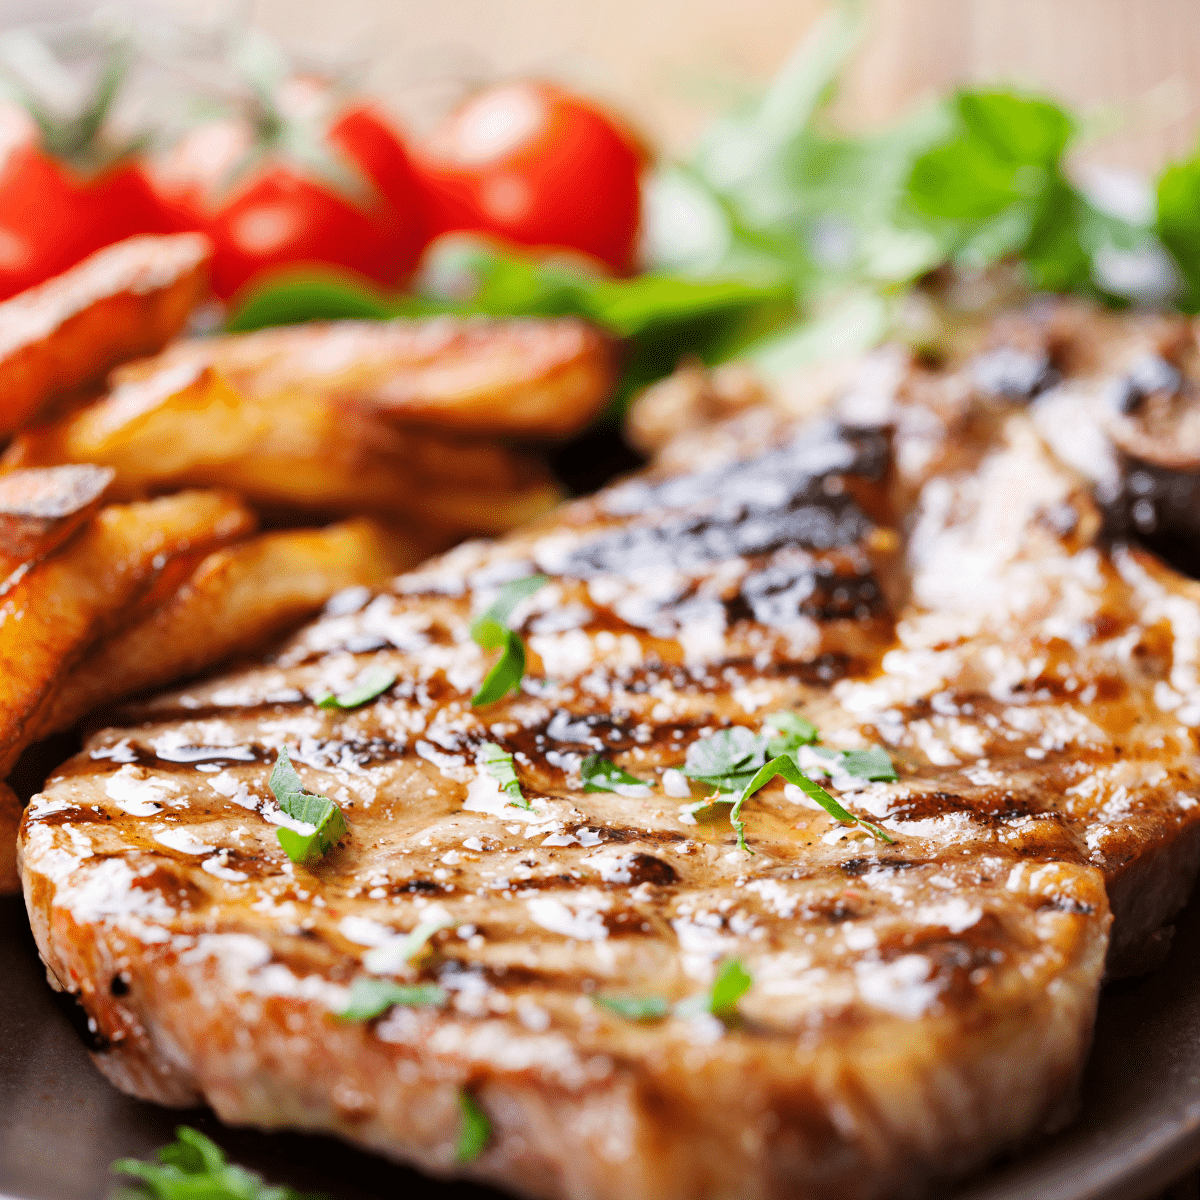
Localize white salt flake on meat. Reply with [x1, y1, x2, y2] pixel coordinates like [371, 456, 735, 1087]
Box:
[856, 955, 941, 1019]
[153, 827, 215, 855]
[526, 894, 610, 942]
[207, 770, 258, 808]
[338, 915, 396, 947]
[104, 766, 180, 816]
[662, 769, 692, 798]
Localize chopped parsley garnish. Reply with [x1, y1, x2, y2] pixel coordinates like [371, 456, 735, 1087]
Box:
[595, 961, 754, 1024]
[337, 979, 447, 1021]
[681, 725, 768, 792]
[478, 742, 531, 810]
[112, 1125, 318, 1200]
[678, 713, 897, 851]
[580, 754, 647, 793]
[674, 960, 754, 1020]
[317, 664, 396, 710]
[764, 711, 819, 754]
[456, 1090, 491, 1163]
[362, 918, 453, 975]
[730, 756, 894, 851]
[826, 745, 898, 782]
[593, 993, 670, 1022]
[470, 575, 547, 706]
[269, 747, 347, 864]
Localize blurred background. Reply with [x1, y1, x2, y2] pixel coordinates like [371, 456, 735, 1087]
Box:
[4, 0, 1199, 172]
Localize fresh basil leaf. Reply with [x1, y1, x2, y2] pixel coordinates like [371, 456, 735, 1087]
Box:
[478, 742, 530, 809]
[729, 754, 895, 851]
[580, 754, 647, 793]
[337, 979, 447, 1021]
[269, 747, 346, 864]
[681, 726, 769, 791]
[593, 993, 670, 1022]
[317, 664, 396, 710]
[838, 746, 898, 782]
[470, 576, 546, 706]
[674, 958, 753, 1020]
[112, 1125, 320, 1200]
[456, 1091, 491, 1163]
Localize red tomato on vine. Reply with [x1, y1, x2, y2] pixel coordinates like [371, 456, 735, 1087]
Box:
[0, 45, 171, 300]
[417, 82, 645, 275]
[153, 78, 427, 301]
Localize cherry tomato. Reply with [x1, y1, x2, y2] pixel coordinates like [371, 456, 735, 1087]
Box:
[154, 92, 427, 302]
[418, 82, 644, 274]
[0, 104, 171, 300]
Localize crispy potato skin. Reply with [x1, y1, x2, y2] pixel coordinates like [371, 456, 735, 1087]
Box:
[0, 234, 210, 435]
[3, 356, 565, 536]
[113, 316, 616, 439]
[44, 518, 428, 734]
[0, 490, 254, 781]
[0, 464, 114, 577]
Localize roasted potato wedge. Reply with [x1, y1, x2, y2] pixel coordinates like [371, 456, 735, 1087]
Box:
[0, 463, 114, 578]
[0, 488, 255, 778]
[0, 233, 210, 435]
[4, 358, 564, 536]
[43, 518, 427, 735]
[113, 315, 615, 438]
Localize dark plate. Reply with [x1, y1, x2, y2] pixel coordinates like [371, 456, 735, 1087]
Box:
[2, 888, 1200, 1200]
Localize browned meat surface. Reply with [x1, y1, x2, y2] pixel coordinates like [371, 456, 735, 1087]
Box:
[19, 298, 1200, 1200]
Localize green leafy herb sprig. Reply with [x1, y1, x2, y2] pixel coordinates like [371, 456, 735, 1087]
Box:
[338, 979, 447, 1021]
[317, 664, 396, 710]
[361, 917, 453, 977]
[595, 958, 753, 1024]
[579, 753, 649, 793]
[456, 1090, 491, 1163]
[269, 747, 346, 864]
[478, 742, 532, 810]
[470, 575, 547, 706]
[680, 712, 896, 851]
[112, 1125, 320, 1200]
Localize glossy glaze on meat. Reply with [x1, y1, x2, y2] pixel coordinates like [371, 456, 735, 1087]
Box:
[19, 300, 1200, 1200]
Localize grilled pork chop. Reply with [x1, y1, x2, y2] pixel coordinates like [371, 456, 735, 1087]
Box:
[20, 303, 1200, 1200]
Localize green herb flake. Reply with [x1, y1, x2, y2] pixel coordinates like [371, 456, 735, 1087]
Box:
[730, 755, 895, 852]
[838, 746, 898, 781]
[456, 1090, 491, 1163]
[269, 747, 347, 864]
[764, 710, 820, 756]
[681, 725, 769, 792]
[674, 958, 754, 1020]
[593, 993, 670, 1022]
[362, 918, 453, 976]
[317, 664, 397, 710]
[580, 754, 648, 794]
[478, 742, 530, 810]
[337, 978, 447, 1021]
[470, 575, 547, 706]
[112, 1125, 320, 1200]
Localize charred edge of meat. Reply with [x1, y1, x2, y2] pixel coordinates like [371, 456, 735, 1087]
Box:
[1106, 459, 1200, 580]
